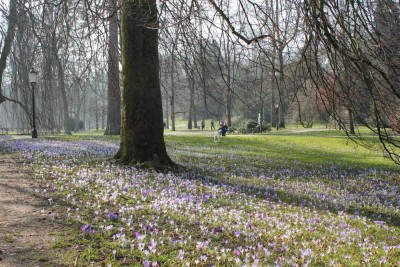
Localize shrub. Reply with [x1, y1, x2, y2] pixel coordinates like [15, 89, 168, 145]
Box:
[232, 119, 271, 134]
[246, 120, 259, 132]
[243, 120, 271, 133]
[264, 123, 272, 132]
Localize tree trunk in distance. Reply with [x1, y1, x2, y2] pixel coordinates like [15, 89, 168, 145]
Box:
[171, 93, 176, 131]
[55, 54, 71, 135]
[0, 0, 18, 104]
[348, 108, 355, 134]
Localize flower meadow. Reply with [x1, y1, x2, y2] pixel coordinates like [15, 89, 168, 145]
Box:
[1, 137, 400, 266]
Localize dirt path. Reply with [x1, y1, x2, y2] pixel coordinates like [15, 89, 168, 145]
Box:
[0, 152, 67, 266]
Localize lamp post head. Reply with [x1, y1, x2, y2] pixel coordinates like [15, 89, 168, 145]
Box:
[28, 68, 38, 84]
[275, 103, 279, 109]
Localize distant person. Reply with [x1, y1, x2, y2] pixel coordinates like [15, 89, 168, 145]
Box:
[210, 119, 215, 130]
[218, 122, 228, 136]
[201, 119, 205, 130]
[214, 121, 228, 142]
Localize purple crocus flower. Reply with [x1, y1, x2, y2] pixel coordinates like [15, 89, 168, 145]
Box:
[234, 230, 241, 237]
[108, 212, 119, 221]
[81, 224, 95, 235]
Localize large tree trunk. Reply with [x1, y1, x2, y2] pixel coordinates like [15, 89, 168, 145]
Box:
[115, 0, 174, 169]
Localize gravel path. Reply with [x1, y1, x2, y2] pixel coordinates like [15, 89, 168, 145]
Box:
[0, 148, 67, 266]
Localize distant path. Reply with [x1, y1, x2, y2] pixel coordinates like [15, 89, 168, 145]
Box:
[0, 135, 12, 141]
[287, 127, 334, 133]
[0, 148, 67, 266]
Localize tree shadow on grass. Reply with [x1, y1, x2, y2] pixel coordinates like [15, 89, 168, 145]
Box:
[166, 134, 399, 227]
[174, 165, 400, 228]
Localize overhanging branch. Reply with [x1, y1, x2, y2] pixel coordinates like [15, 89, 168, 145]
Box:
[206, 0, 271, 45]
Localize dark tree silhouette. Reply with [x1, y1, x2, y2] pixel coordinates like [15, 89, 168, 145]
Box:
[115, 0, 175, 169]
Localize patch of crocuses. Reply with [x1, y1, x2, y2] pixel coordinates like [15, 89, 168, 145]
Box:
[1, 139, 400, 266]
[81, 223, 95, 235]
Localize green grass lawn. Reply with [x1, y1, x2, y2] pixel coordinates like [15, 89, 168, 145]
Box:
[1, 129, 399, 266]
[165, 128, 394, 169]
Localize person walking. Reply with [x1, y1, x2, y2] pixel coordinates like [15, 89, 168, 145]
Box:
[210, 119, 215, 130]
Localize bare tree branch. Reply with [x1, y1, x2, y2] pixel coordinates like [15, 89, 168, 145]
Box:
[206, 0, 271, 45]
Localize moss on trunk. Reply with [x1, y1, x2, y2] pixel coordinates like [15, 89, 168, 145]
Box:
[116, 0, 175, 170]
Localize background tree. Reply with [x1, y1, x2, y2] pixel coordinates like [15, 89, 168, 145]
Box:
[0, 0, 21, 105]
[104, 0, 121, 135]
[160, 28, 180, 131]
[302, 0, 400, 163]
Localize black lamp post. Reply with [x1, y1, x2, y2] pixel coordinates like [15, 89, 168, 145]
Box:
[29, 68, 38, 138]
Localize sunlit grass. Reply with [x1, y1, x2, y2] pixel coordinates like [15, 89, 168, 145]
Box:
[1, 130, 399, 266]
[165, 129, 393, 169]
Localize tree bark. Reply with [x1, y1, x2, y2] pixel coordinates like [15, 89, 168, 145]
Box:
[55, 53, 71, 135]
[188, 77, 196, 129]
[187, 68, 195, 129]
[170, 93, 176, 131]
[0, 0, 18, 104]
[169, 30, 179, 131]
[224, 45, 232, 127]
[348, 108, 355, 134]
[116, 0, 174, 169]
